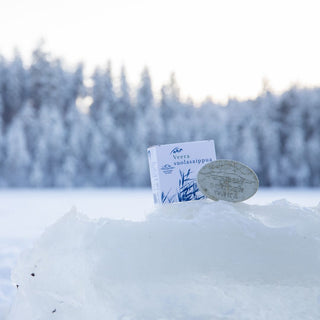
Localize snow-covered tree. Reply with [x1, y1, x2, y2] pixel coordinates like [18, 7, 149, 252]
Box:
[3, 114, 30, 186]
[254, 92, 281, 185]
[111, 66, 135, 185]
[131, 67, 161, 185]
[135, 67, 161, 146]
[88, 63, 118, 186]
[159, 73, 184, 143]
[56, 64, 85, 187]
[0, 47, 319, 188]
[2, 52, 27, 127]
[0, 57, 5, 184]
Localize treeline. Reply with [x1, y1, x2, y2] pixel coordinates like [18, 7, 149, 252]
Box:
[0, 47, 319, 187]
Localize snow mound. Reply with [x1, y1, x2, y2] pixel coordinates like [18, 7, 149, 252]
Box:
[7, 200, 320, 320]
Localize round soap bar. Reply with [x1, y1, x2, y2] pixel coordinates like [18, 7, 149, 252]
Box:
[197, 160, 259, 202]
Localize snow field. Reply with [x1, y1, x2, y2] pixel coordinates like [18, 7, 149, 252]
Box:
[6, 197, 320, 320]
[0, 188, 153, 319]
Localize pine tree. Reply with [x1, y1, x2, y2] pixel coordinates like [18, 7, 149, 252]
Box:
[28, 45, 69, 186]
[132, 67, 161, 185]
[3, 114, 30, 186]
[111, 66, 135, 185]
[2, 52, 27, 127]
[29, 45, 53, 111]
[197, 98, 225, 155]
[88, 63, 118, 186]
[159, 73, 183, 143]
[0, 56, 5, 184]
[255, 92, 281, 186]
[19, 101, 39, 186]
[56, 64, 85, 187]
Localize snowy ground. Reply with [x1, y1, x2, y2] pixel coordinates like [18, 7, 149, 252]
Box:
[0, 188, 319, 319]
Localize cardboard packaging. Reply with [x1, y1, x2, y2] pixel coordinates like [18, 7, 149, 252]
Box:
[147, 140, 216, 204]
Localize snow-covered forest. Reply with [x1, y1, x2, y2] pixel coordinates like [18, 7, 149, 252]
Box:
[0, 47, 319, 188]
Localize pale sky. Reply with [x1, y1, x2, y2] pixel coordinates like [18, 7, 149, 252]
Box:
[0, 0, 320, 103]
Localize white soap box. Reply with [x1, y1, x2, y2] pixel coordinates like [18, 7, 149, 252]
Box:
[147, 140, 216, 204]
